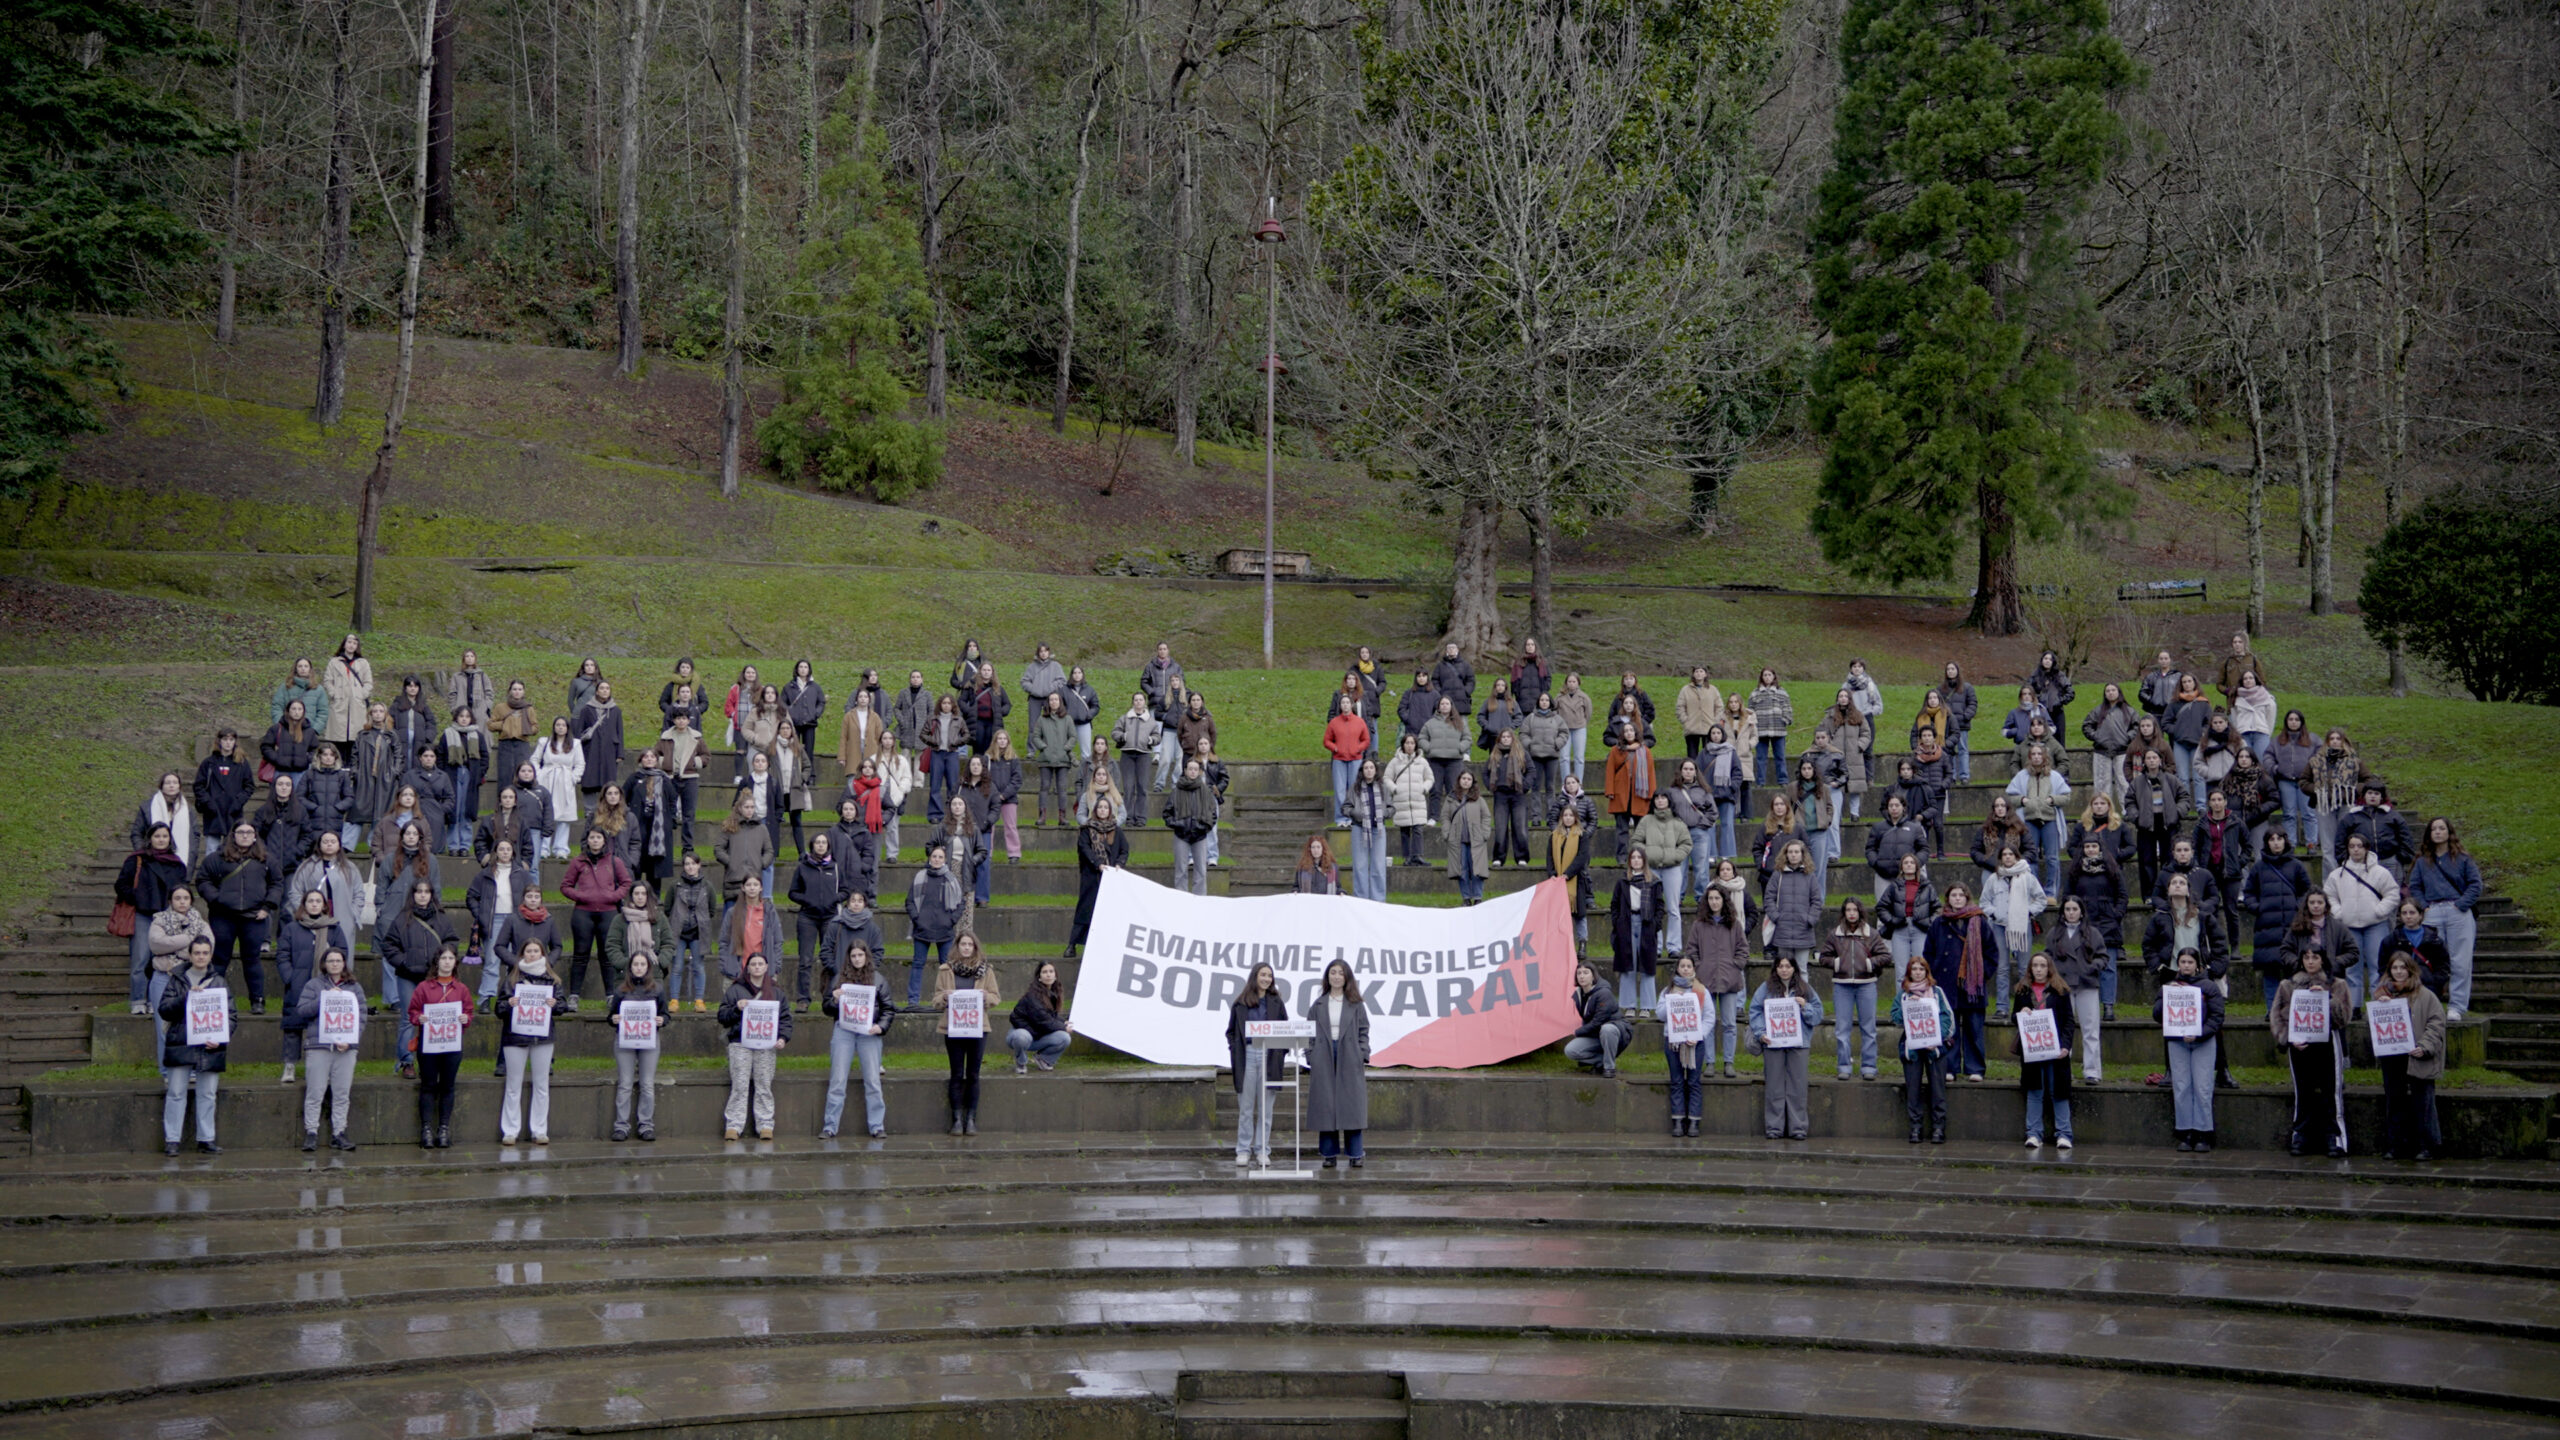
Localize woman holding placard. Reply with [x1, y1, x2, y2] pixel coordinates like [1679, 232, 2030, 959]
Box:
[1659, 956, 1709, 1135]
[823, 943, 895, 1138]
[1890, 957, 1952, 1144]
[494, 943, 561, 1144]
[2011, 953, 2077, 1150]
[2153, 946, 2223, 1152]
[293, 946, 364, 1151]
[1309, 959, 1371, 1166]
[719, 950, 793, 1140]
[932, 933, 999, 1137]
[1683, 884, 1749, 1079]
[156, 937, 229, 1155]
[2374, 950, 2445, 1161]
[1820, 898, 1888, 1082]
[2273, 949, 2352, 1157]
[610, 949, 668, 1142]
[405, 945, 474, 1148]
[1748, 954, 1824, 1139]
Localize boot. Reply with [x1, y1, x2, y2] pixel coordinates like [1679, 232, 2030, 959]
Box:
[1670, 1113, 1684, 1137]
[949, 1107, 965, 1136]
[436, 1124, 452, 1149]
[1686, 1117, 1700, 1137]
[331, 1133, 356, 1151]
[421, 1123, 436, 1150]
[963, 1108, 979, 1136]
[302, 1130, 319, 1152]
[1929, 1124, 1946, 1145]
[1908, 1123, 1925, 1144]
[2195, 1131, 2214, 1153]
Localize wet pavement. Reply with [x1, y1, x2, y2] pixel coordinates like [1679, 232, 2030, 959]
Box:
[0, 1137, 2551, 1437]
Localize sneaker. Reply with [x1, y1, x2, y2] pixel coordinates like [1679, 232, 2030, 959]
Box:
[724, 1128, 741, 1141]
[1015, 1055, 1030, 1075]
[694, 998, 708, 1013]
[1034, 1056, 1057, 1072]
[820, 1127, 837, 1140]
[757, 1127, 773, 1140]
[531, 1134, 549, 1146]
[130, 1001, 149, 1016]
[1235, 1150, 1251, 1166]
[2448, 1007, 2465, 1021]
[1836, 1069, 1852, 1081]
[2025, 1136, 2042, 1149]
[280, 1063, 296, 1085]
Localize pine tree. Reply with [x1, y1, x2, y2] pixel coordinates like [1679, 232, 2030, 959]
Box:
[758, 113, 944, 502]
[1806, 0, 2137, 634]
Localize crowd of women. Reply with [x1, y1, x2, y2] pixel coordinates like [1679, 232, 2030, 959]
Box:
[114, 631, 2473, 1161]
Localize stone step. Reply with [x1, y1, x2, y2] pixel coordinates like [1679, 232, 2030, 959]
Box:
[27, 1066, 2553, 1157]
[1175, 1396, 1410, 1440]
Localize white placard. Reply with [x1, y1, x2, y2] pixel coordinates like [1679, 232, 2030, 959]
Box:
[741, 998, 781, 1049]
[316, 989, 362, 1047]
[184, 987, 231, 1048]
[510, 983, 554, 1039]
[947, 988, 985, 1039]
[836, 984, 876, 1033]
[2288, 987, 2332, 1045]
[617, 1000, 659, 1050]
[1245, 1018, 1316, 1040]
[2161, 984, 2204, 1040]
[1900, 994, 1942, 1053]
[2017, 1007, 2064, 1063]
[1762, 996, 1805, 1049]
[1661, 991, 1705, 1046]
[2367, 996, 2415, 1058]
[420, 1001, 465, 1054]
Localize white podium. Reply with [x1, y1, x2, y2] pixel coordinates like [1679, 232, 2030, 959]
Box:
[1244, 1019, 1316, 1179]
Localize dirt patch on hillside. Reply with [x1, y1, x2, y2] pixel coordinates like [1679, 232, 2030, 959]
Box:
[0, 576, 296, 666]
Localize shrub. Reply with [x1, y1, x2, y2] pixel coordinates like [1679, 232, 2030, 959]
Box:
[2359, 486, 2560, 704]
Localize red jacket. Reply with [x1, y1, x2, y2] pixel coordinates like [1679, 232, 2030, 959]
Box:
[1323, 714, 1371, 762]
[562, 854, 634, 913]
[406, 975, 476, 1026]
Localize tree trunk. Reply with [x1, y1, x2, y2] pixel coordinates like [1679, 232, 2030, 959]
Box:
[852, 0, 883, 132]
[355, 0, 443, 633]
[718, 0, 754, 496]
[425, 0, 460, 240]
[2307, 194, 2340, 615]
[1685, 454, 1731, 534]
[2241, 367, 2267, 637]
[1053, 72, 1103, 433]
[613, 0, 651, 375]
[1526, 489, 1555, 656]
[795, 0, 818, 231]
[314, 0, 356, 427]
[1447, 492, 1506, 658]
[1966, 484, 2023, 635]
[1171, 119, 1198, 464]
[916, 0, 947, 419]
[216, 0, 245, 344]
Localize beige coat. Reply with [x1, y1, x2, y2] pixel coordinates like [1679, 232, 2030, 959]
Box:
[322, 655, 374, 746]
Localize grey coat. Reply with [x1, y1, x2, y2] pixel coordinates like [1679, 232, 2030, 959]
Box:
[1307, 992, 1370, 1133]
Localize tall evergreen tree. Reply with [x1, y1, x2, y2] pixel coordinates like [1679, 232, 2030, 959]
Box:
[0, 0, 227, 491]
[1806, 0, 2136, 634]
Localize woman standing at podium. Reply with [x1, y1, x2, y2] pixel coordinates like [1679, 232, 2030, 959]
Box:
[1308, 959, 1369, 1168]
[1226, 961, 1288, 1166]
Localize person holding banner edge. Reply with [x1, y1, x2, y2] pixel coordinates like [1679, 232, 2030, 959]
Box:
[2012, 953, 2077, 1150]
[2154, 946, 2223, 1152]
[1309, 959, 1370, 1167]
[2375, 950, 2445, 1160]
[1891, 958, 1952, 1144]
[1226, 961, 1289, 1164]
[2274, 949, 2352, 1157]
[157, 937, 228, 1155]
[292, 946, 364, 1151]
[1748, 953, 1824, 1140]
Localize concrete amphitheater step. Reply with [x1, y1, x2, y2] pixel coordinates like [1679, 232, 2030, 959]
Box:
[0, 1147, 2552, 1434]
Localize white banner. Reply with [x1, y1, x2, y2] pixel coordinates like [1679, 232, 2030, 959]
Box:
[2366, 996, 2415, 1058]
[2160, 984, 2204, 1040]
[1067, 868, 1579, 1069]
[316, 989, 362, 1047]
[2288, 987, 2332, 1046]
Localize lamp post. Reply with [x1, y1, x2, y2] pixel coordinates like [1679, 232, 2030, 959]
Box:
[1254, 199, 1285, 670]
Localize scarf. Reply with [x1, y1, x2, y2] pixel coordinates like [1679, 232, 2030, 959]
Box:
[149, 792, 193, 857]
[1914, 732, 1944, 764]
[850, 773, 884, 830]
[620, 898, 655, 958]
[1621, 745, 1654, 796]
[1994, 860, 2033, 929]
[517, 894, 549, 925]
[1706, 744, 1735, 790]
[1941, 905, 1988, 999]
[1549, 825, 1581, 908]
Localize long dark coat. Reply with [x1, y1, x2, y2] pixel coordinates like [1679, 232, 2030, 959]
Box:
[1307, 991, 1370, 1133]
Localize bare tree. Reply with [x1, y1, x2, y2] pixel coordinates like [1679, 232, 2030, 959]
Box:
[216, 0, 248, 344]
[425, 0, 459, 238]
[313, 0, 357, 426]
[354, 0, 445, 631]
[717, 0, 755, 494]
[613, 0, 654, 376]
[1053, 65, 1107, 432]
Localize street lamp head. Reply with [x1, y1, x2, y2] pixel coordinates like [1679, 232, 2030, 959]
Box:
[1256, 354, 1289, 376]
[1254, 215, 1286, 245]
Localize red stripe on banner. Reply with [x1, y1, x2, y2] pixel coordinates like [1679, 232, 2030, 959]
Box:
[1369, 878, 1581, 1069]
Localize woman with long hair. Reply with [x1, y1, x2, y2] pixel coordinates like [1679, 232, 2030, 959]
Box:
[532, 716, 584, 859]
[1310, 958, 1370, 1166]
[1891, 955, 1952, 1144]
[931, 933, 998, 1136]
[823, 943, 896, 1139]
[609, 947, 669, 1142]
[2409, 816, 2482, 1021]
[292, 945, 363, 1151]
[1748, 952, 1824, 1140]
[719, 950, 792, 1141]
[1224, 961, 1289, 1166]
[1294, 834, 1341, 895]
[404, 944, 473, 1148]
[2011, 951, 2077, 1150]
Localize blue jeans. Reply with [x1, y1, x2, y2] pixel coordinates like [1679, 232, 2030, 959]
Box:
[2026, 817, 2063, 894]
[1456, 844, 1483, 903]
[671, 938, 710, 1002]
[1318, 1128, 1366, 1159]
[127, 920, 156, 1004]
[2168, 1037, 2216, 1133]
[926, 749, 959, 822]
[381, 971, 416, 1060]
[1950, 731, 1971, 783]
[1350, 825, 1387, 900]
[2426, 903, 2476, 1012]
[2025, 1075, 2073, 1141]
[1832, 980, 1878, 1075]
[1665, 1041, 1705, 1118]
[1564, 728, 1587, 784]
[1235, 1069, 1276, 1157]
[2172, 742, 2198, 796]
[1710, 991, 1742, 1069]
[1565, 1023, 1625, 1070]
[1888, 925, 1927, 973]
[2276, 779, 2311, 849]
[1687, 829, 1716, 894]
[1946, 1006, 1987, 1079]
[2243, 732, 2271, 765]
[973, 847, 992, 906]
[1330, 758, 1359, 820]
[1616, 970, 1656, 1013]
[1753, 736, 1786, 784]
[824, 1026, 885, 1135]
[1809, 822, 1838, 893]
[2097, 948, 2120, 1008]
[1008, 1027, 1070, 1066]
[908, 939, 947, 1005]
[2346, 923, 2388, 1010]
